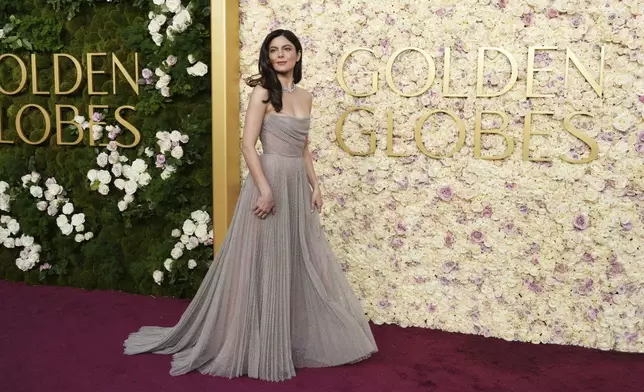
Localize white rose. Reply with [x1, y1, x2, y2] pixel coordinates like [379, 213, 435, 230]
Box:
[4, 238, 15, 248]
[71, 213, 85, 227]
[164, 258, 174, 271]
[154, 14, 167, 26]
[148, 19, 161, 33]
[191, 210, 210, 224]
[87, 169, 98, 182]
[97, 152, 109, 168]
[194, 224, 208, 240]
[62, 203, 74, 215]
[15, 237, 22, 247]
[151, 32, 164, 46]
[97, 170, 112, 184]
[43, 190, 54, 201]
[160, 87, 170, 97]
[20, 235, 34, 247]
[166, 26, 176, 41]
[74, 234, 85, 243]
[145, 147, 154, 157]
[56, 215, 69, 228]
[92, 125, 103, 141]
[156, 74, 171, 89]
[171, 9, 192, 32]
[152, 270, 164, 285]
[160, 170, 172, 180]
[61, 224, 73, 236]
[30, 186, 43, 198]
[186, 236, 199, 250]
[180, 234, 189, 244]
[109, 151, 120, 165]
[188, 54, 196, 64]
[171, 146, 184, 159]
[138, 173, 152, 186]
[117, 200, 128, 212]
[170, 246, 183, 259]
[155, 68, 166, 77]
[188, 259, 197, 269]
[36, 201, 47, 211]
[114, 179, 126, 190]
[0, 215, 10, 224]
[75, 224, 84, 232]
[186, 61, 208, 77]
[44, 178, 56, 186]
[171, 229, 181, 238]
[165, 55, 177, 67]
[170, 130, 182, 142]
[124, 181, 138, 195]
[0, 180, 10, 192]
[182, 219, 196, 235]
[84, 232, 94, 240]
[74, 115, 86, 124]
[112, 163, 123, 178]
[157, 138, 172, 152]
[30, 172, 40, 183]
[123, 194, 134, 203]
[122, 165, 138, 181]
[180, 134, 189, 144]
[46, 204, 58, 216]
[153, 0, 165, 5]
[132, 159, 148, 173]
[7, 219, 19, 234]
[47, 184, 62, 196]
[166, 0, 182, 13]
[98, 184, 110, 195]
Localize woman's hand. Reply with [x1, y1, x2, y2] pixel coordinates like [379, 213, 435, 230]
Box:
[311, 187, 323, 213]
[254, 190, 275, 219]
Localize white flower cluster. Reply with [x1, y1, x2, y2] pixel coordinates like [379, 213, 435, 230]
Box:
[0, 215, 42, 271]
[88, 151, 152, 212]
[186, 54, 208, 77]
[0, 180, 10, 212]
[148, 0, 192, 46]
[149, 55, 177, 98]
[143, 130, 190, 180]
[0, 181, 43, 271]
[152, 210, 213, 285]
[23, 173, 94, 242]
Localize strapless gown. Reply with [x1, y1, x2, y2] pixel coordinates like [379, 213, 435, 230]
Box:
[123, 113, 378, 381]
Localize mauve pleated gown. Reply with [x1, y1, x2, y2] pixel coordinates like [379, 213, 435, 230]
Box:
[123, 113, 378, 381]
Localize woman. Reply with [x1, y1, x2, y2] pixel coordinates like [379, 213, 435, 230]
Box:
[124, 29, 377, 382]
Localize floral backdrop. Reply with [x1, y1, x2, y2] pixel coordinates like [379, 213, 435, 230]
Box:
[239, 0, 644, 352]
[0, 0, 214, 298]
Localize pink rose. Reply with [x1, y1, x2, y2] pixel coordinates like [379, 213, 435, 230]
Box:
[437, 185, 453, 201]
[573, 214, 590, 231]
[470, 230, 484, 243]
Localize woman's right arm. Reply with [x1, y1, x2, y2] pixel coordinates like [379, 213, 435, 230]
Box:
[241, 87, 273, 205]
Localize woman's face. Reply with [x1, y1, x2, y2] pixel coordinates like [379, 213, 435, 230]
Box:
[268, 36, 299, 74]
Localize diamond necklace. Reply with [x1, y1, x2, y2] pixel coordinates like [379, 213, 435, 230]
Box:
[282, 83, 296, 93]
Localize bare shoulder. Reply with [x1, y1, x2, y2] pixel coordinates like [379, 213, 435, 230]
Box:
[250, 84, 269, 100]
[297, 86, 313, 102]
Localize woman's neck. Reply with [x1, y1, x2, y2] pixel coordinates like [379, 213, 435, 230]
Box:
[277, 73, 295, 89]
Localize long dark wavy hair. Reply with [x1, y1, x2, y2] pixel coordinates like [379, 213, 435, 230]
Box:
[245, 29, 303, 113]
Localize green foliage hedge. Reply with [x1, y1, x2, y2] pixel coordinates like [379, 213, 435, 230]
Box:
[0, 0, 214, 297]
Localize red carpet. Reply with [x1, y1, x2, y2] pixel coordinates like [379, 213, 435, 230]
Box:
[1, 280, 642, 392]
